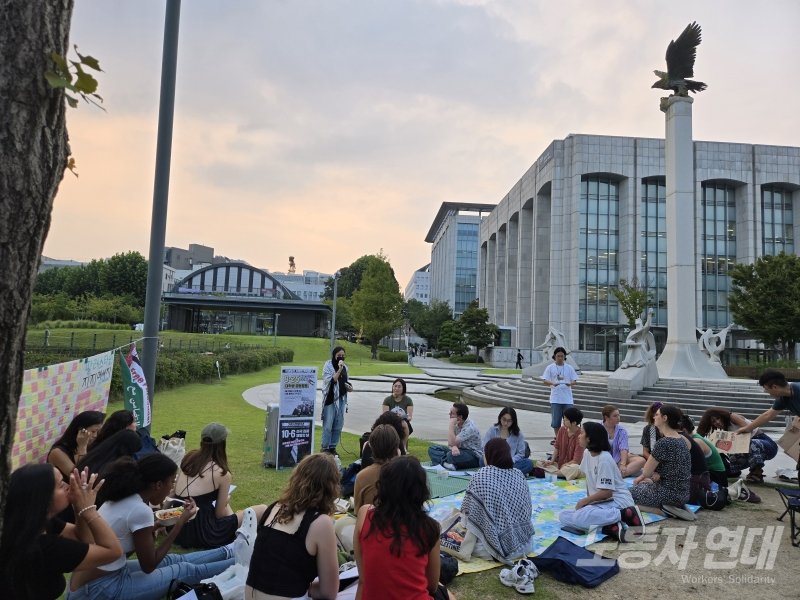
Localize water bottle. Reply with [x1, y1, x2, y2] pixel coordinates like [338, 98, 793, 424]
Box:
[334, 455, 342, 470]
[710, 482, 719, 493]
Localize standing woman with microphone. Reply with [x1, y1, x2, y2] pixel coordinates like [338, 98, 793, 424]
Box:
[321, 346, 353, 455]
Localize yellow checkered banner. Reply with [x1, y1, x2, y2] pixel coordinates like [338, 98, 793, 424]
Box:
[11, 351, 114, 469]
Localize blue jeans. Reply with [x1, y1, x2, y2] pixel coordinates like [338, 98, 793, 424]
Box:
[514, 458, 534, 475]
[67, 547, 233, 600]
[321, 398, 346, 451]
[428, 445, 481, 469]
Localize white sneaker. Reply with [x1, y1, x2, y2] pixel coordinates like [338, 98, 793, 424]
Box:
[515, 573, 535, 594]
[499, 563, 527, 587]
[442, 462, 456, 471]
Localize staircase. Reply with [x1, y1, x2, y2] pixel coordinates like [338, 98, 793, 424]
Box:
[462, 372, 786, 428]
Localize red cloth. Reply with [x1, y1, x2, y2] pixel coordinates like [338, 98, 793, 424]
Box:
[359, 510, 431, 600]
[554, 426, 584, 468]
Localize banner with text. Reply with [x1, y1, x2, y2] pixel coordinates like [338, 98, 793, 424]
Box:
[11, 351, 115, 469]
[275, 367, 317, 469]
[119, 343, 151, 429]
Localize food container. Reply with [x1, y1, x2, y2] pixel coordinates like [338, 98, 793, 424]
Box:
[155, 507, 184, 526]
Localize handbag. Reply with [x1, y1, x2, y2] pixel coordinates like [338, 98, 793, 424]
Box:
[159, 436, 186, 466]
[168, 580, 223, 600]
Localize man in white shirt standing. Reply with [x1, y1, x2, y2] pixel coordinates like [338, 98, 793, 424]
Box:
[542, 347, 579, 441]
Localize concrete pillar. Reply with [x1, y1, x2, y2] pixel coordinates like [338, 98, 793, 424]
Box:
[656, 96, 726, 379]
[495, 226, 507, 324]
[518, 203, 533, 348]
[486, 235, 497, 320]
[506, 215, 519, 336]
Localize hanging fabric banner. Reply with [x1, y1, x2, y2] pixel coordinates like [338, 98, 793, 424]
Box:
[119, 342, 151, 429]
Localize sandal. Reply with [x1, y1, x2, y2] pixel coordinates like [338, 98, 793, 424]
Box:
[746, 469, 764, 484]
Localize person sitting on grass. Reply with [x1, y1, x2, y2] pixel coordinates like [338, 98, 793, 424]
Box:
[631, 404, 693, 520]
[89, 410, 137, 450]
[697, 406, 778, 484]
[558, 422, 645, 542]
[539, 407, 584, 471]
[601, 404, 645, 477]
[245, 453, 340, 600]
[68, 454, 234, 600]
[354, 425, 401, 511]
[172, 423, 268, 549]
[354, 455, 454, 600]
[427, 403, 482, 471]
[48, 410, 105, 480]
[361, 411, 409, 467]
[461, 438, 535, 564]
[0, 465, 122, 600]
[482, 407, 533, 475]
[640, 402, 663, 460]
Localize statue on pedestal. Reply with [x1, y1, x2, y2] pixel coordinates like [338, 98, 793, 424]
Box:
[652, 22, 707, 98]
[697, 324, 733, 364]
[620, 309, 656, 369]
[535, 326, 569, 364]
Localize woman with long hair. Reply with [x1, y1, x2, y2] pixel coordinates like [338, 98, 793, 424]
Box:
[0, 465, 121, 600]
[631, 404, 693, 518]
[354, 425, 401, 511]
[321, 345, 353, 455]
[48, 410, 105, 479]
[558, 422, 644, 541]
[77, 429, 143, 484]
[245, 453, 340, 600]
[172, 423, 268, 549]
[354, 455, 452, 600]
[90, 410, 136, 449]
[538, 406, 584, 471]
[639, 402, 663, 460]
[382, 377, 414, 434]
[601, 404, 645, 477]
[482, 407, 533, 475]
[697, 407, 778, 483]
[461, 438, 534, 564]
[68, 454, 234, 600]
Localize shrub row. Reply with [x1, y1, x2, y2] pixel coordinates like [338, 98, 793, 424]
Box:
[448, 354, 484, 363]
[30, 320, 132, 330]
[23, 347, 294, 402]
[377, 350, 409, 362]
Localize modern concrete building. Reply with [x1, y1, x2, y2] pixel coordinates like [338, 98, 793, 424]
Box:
[479, 134, 800, 369]
[404, 264, 431, 305]
[271, 270, 331, 302]
[426, 202, 496, 317]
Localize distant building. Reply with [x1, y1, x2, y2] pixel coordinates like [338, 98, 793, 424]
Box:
[425, 202, 496, 317]
[38, 256, 85, 273]
[271, 270, 331, 302]
[404, 264, 431, 305]
[164, 243, 243, 270]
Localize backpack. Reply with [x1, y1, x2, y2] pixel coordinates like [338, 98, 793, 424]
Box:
[168, 581, 223, 600]
[532, 536, 619, 588]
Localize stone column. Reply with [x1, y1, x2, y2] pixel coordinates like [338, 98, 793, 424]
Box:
[656, 96, 726, 379]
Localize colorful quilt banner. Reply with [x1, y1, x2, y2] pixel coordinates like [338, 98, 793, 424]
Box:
[119, 343, 151, 429]
[11, 350, 115, 469]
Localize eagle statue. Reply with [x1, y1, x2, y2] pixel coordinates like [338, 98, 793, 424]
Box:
[652, 22, 707, 96]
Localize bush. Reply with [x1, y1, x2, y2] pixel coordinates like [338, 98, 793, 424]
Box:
[449, 354, 484, 363]
[378, 350, 408, 362]
[432, 351, 449, 359]
[30, 320, 131, 330]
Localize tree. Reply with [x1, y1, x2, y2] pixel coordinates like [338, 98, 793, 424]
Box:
[324, 296, 356, 338]
[1, 0, 75, 540]
[610, 277, 652, 330]
[351, 257, 403, 358]
[406, 299, 453, 349]
[438, 320, 466, 356]
[323, 252, 398, 300]
[459, 300, 498, 361]
[100, 251, 148, 304]
[728, 253, 800, 359]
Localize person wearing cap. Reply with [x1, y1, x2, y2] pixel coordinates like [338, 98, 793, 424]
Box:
[172, 423, 268, 549]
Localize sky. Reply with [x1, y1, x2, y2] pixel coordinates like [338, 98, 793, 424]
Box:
[45, 0, 800, 290]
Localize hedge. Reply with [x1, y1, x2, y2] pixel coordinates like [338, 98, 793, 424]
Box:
[30, 320, 131, 330]
[448, 354, 484, 363]
[23, 347, 294, 402]
[378, 350, 409, 362]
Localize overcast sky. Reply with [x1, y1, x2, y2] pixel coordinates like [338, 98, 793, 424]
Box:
[45, 0, 800, 289]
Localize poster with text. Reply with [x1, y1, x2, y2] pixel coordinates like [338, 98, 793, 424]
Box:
[277, 418, 313, 469]
[279, 367, 317, 418]
[11, 351, 115, 469]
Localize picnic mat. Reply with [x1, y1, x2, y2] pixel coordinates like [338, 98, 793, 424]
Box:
[425, 475, 697, 575]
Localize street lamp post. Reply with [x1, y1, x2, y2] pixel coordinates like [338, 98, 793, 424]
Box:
[273, 313, 281, 347]
[329, 274, 338, 354]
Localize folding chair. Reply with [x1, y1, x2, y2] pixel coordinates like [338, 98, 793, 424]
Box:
[775, 488, 800, 547]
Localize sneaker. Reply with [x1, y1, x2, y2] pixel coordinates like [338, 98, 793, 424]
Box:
[600, 522, 626, 542]
[499, 563, 528, 587]
[442, 462, 457, 471]
[744, 489, 762, 504]
[620, 506, 646, 536]
[514, 574, 535, 594]
[662, 504, 697, 521]
[516, 558, 539, 580]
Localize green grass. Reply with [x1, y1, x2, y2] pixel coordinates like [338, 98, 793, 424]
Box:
[481, 368, 522, 375]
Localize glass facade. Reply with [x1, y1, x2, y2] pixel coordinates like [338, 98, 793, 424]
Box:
[701, 182, 737, 328]
[454, 222, 479, 316]
[762, 185, 794, 256]
[579, 176, 619, 349]
[640, 177, 668, 325]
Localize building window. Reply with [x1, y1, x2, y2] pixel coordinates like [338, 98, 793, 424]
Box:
[701, 182, 737, 328]
[640, 176, 667, 325]
[762, 185, 794, 256]
[579, 176, 620, 345]
[455, 222, 479, 315]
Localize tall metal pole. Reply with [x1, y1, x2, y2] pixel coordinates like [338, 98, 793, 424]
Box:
[273, 314, 280, 347]
[329, 276, 338, 353]
[142, 0, 181, 425]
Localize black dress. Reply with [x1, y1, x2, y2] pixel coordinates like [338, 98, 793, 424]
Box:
[174, 464, 238, 549]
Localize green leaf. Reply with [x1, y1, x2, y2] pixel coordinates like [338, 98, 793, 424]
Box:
[50, 51, 69, 72]
[79, 54, 102, 72]
[44, 71, 69, 89]
[74, 70, 98, 94]
[65, 94, 79, 108]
